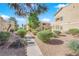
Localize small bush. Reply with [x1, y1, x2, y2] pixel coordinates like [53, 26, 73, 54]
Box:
[53, 30, 61, 35]
[68, 40, 79, 54]
[0, 32, 10, 45]
[17, 28, 27, 38]
[67, 28, 79, 35]
[37, 30, 55, 43]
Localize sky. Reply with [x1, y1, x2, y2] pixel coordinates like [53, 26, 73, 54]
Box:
[0, 3, 68, 26]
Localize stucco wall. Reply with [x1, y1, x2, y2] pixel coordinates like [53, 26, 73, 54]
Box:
[0, 17, 9, 31]
[54, 4, 79, 32]
[0, 17, 16, 32]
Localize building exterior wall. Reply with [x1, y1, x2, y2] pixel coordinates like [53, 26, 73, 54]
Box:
[0, 17, 16, 32]
[0, 17, 10, 31]
[53, 4, 79, 32]
[40, 22, 51, 30]
[9, 21, 16, 31]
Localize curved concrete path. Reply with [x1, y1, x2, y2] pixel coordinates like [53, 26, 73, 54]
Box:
[26, 33, 43, 56]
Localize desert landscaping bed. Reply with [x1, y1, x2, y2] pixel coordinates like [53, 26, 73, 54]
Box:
[0, 33, 26, 56]
[35, 35, 78, 56]
[0, 46, 26, 56]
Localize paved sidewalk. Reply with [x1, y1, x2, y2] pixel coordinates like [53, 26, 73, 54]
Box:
[26, 33, 43, 56]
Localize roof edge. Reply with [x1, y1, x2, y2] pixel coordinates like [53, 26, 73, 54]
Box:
[54, 4, 71, 16]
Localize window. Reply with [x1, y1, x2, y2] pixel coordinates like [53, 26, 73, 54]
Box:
[55, 25, 62, 31]
[56, 17, 63, 21]
[61, 17, 63, 21]
[56, 18, 60, 21]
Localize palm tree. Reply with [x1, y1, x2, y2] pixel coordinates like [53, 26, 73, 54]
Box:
[8, 3, 48, 16]
[8, 3, 48, 30]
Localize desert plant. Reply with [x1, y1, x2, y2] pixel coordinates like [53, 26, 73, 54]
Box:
[0, 32, 10, 45]
[9, 39, 27, 48]
[53, 30, 61, 35]
[37, 30, 56, 43]
[67, 28, 79, 35]
[68, 40, 79, 55]
[17, 28, 27, 38]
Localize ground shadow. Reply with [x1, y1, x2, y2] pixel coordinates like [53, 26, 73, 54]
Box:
[25, 36, 35, 39]
[65, 54, 74, 56]
[59, 34, 66, 37]
[66, 53, 79, 56]
[47, 39, 64, 45]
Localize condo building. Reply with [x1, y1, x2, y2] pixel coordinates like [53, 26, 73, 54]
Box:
[53, 4, 79, 32]
[0, 16, 16, 32]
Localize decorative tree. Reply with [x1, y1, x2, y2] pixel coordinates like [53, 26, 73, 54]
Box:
[8, 3, 48, 31]
[28, 13, 40, 29]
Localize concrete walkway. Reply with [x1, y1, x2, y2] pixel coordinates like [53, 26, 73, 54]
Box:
[26, 33, 43, 56]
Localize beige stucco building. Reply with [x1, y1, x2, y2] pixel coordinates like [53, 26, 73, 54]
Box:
[53, 3, 79, 32]
[40, 22, 51, 30]
[8, 20, 16, 31]
[0, 17, 9, 31]
[0, 16, 16, 32]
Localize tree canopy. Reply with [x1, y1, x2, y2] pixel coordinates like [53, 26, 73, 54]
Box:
[28, 13, 40, 29]
[8, 3, 48, 30]
[8, 3, 48, 16]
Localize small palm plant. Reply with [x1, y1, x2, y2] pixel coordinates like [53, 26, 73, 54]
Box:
[68, 40, 79, 55]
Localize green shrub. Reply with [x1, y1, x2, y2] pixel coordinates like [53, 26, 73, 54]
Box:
[67, 28, 79, 35]
[0, 32, 10, 45]
[53, 30, 61, 35]
[37, 30, 55, 43]
[68, 40, 79, 54]
[17, 28, 27, 38]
